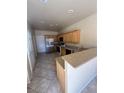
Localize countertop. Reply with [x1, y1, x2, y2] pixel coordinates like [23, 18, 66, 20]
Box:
[61, 48, 97, 68]
[56, 45, 80, 51]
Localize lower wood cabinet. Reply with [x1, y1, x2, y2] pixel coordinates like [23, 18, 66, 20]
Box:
[61, 47, 66, 56]
[56, 56, 97, 93]
[56, 59, 65, 93]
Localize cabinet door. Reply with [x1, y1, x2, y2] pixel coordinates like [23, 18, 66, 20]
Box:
[64, 33, 70, 43]
[61, 47, 66, 56]
[72, 31, 80, 43]
[57, 30, 80, 43]
[65, 34, 67, 43]
[68, 32, 73, 43]
[56, 61, 65, 93]
[63, 34, 67, 42]
[58, 35, 63, 41]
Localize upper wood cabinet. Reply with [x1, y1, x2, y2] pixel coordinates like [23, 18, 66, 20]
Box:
[63, 34, 67, 42]
[57, 34, 63, 41]
[58, 30, 80, 43]
[67, 32, 73, 43]
[72, 30, 80, 43]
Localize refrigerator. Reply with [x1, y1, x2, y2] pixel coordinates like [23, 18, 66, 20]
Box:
[45, 36, 55, 53]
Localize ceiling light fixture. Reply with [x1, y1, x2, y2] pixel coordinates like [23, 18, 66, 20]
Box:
[40, 0, 48, 4]
[67, 10, 74, 14]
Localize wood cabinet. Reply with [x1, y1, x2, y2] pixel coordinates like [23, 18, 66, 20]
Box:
[56, 59, 65, 93]
[68, 32, 73, 43]
[56, 50, 97, 93]
[57, 34, 63, 41]
[63, 34, 67, 42]
[61, 47, 66, 56]
[66, 33, 71, 43]
[57, 30, 80, 43]
[72, 30, 80, 43]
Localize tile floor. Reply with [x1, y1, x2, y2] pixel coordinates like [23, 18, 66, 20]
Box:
[27, 52, 97, 93]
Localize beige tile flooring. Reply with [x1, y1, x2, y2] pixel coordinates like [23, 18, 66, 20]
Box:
[27, 53, 97, 93]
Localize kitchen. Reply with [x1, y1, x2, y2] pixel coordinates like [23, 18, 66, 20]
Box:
[1, 0, 122, 92]
[27, 0, 97, 93]
[35, 30, 89, 56]
[30, 26, 96, 93]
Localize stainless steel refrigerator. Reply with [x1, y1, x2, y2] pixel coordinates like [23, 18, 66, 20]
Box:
[45, 36, 55, 53]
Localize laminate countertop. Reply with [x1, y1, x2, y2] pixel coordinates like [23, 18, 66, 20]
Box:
[61, 48, 97, 68]
[56, 45, 79, 50]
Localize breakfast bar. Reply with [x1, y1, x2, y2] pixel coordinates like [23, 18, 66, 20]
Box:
[56, 48, 97, 93]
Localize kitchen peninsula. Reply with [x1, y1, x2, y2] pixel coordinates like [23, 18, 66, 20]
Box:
[56, 48, 97, 93]
[56, 44, 88, 56]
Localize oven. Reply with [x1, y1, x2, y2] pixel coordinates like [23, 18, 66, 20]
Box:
[66, 49, 72, 55]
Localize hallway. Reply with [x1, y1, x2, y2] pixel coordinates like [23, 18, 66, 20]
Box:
[27, 53, 97, 93]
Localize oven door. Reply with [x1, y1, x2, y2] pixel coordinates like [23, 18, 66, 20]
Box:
[66, 49, 72, 55]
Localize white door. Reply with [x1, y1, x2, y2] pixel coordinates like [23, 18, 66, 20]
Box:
[36, 36, 46, 53]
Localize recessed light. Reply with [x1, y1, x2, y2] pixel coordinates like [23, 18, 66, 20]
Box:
[40, 0, 48, 3]
[67, 10, 74, 14]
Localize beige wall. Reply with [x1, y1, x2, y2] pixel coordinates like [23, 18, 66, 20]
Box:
[60, 13, 97, 48]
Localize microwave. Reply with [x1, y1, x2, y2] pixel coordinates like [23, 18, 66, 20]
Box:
[59, 37, 63, 41]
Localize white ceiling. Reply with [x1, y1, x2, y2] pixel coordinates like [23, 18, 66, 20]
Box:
[27, 0, 97, 31]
